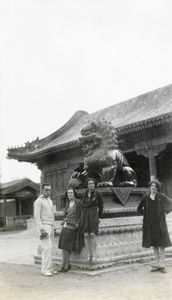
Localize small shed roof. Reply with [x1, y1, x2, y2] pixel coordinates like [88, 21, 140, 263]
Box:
[0, 178, 40, 196]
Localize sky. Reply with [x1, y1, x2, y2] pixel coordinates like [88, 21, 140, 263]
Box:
[0, 0, 172, 183]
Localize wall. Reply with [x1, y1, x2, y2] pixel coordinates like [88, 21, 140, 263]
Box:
[0, 199, 16, 217]
[6, 215, 33, 230]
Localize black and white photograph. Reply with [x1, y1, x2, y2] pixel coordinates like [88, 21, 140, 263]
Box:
[0, 1, 172, 299]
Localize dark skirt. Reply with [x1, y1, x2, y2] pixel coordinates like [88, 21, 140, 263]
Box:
[144, 199, 172, 248]
[149, 214, 162, 247]
[81, 207, 99, 234]
[58, 227, 76, 251]
[146, 217, 171, 248]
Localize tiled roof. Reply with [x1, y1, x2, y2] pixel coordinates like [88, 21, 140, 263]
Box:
[92, 83, 172, 134]
[0, 178, 40, 195]
[7, 84, 172, 161]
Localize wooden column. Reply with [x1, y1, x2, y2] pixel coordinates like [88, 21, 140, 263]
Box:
[40, 171, 44, 194]
[19, 198, 22, 216]
[3, 195, 7, 228]
[135, 141, 167, 181]
[147, 149, 157, 180]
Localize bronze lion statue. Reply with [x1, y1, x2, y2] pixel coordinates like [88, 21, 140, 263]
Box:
[68, 118, 137, 188]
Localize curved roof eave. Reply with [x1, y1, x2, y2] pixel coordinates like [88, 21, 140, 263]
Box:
[38, 110, 88, 144]
[7, 140, 79, 162]
[7, 112, 172, 163]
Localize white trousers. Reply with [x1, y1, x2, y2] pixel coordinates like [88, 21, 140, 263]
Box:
[40, 224, 54, 274]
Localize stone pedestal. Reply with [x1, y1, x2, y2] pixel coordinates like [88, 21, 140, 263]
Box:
[53, 216, 146, 269]
[55, 187, 150, 219]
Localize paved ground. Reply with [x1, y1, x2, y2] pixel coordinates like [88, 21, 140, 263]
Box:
[0, 229, 172, 300]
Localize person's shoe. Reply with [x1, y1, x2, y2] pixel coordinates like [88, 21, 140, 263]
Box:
[42, 271, 53, 276]
[67, 264, 71, 270]
[160, 267, 166, 273]
[62, 268, 68, 272]
[52, 270, 58, 274]
[58, 267, 65, 272]
[62, 264, 71, 272]
[151, 266, 161, 272]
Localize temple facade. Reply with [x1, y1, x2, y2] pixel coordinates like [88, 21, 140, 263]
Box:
[7, 84, 172, 210]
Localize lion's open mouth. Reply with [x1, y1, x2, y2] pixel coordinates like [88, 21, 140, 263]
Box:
[79, 134, 102, 146]
[80, 138, 94, 147]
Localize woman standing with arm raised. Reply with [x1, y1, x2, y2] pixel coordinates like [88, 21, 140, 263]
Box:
[137, 179, 172, 273]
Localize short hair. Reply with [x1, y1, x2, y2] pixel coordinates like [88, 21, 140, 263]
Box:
[42, 183, 51, 189]
[149, 179, 161, 191]
[84, 177, 97, 187]
[65, 187, 78, 199]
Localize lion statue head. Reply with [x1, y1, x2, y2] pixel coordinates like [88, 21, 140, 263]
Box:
[79, 118, 118, 158]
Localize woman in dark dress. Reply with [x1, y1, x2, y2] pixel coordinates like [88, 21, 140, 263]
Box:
[81, 178, 103, 263]
[137, 179, 172, 273]
[58, 188, 83, 272]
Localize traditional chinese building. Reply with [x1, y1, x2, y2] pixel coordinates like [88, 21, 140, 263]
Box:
[6, 84, 172, 269]
[7, 84, 172, 210]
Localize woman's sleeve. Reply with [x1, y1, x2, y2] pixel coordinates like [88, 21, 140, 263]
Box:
[163, 193, 172, 214]
[81, 191, 85, 203]
[98, 192, 104, 218]
[75, 200, 82, 228]
[61, 202, 68, 224]
[137, 197, 145, 215]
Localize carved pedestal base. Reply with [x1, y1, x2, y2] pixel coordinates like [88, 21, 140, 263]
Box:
[34, 216, 172, 270]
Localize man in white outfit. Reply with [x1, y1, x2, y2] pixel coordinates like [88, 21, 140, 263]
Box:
[34, 183, 57, 276]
